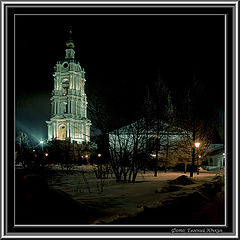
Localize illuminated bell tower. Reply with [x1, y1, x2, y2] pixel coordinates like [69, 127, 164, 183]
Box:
[46, 29, 91, 143]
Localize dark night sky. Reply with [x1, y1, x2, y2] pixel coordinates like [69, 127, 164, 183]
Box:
[15, 14, 225, 143]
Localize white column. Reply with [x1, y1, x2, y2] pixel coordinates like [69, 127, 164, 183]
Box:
[81, 124, 83, 139]
[51, 124, 53, 139]
[70, 74, 73, 89]
[56, 122, 59, 138]
[83, 124, 86, 141]
[88, 125, 90, 141]
[57, 101, 60, 115]
[74, 122, 75, 138]
[84, 103, 86, 117]
[54, 101, 56, 114]
[75, 99, 77, 114]
[57, 77, 59, 90]
[66, 122, 69, 138]
[85, 125, 88, 142]
[53, 122, 56, 138]
[48, 125, 50, 140]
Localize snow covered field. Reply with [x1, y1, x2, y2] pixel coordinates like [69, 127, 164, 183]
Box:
[47, 167, 224, 224]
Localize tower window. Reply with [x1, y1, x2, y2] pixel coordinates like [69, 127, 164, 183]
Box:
[62, 79, 69, 95]
[60, 102, 67, 114]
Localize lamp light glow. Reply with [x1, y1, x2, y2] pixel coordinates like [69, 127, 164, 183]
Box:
[194, 142, 201, 148]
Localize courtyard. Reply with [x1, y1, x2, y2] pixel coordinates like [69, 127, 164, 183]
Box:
[16, 166, 224, 225]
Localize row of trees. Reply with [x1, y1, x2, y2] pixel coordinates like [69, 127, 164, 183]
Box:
[88, 77, 218, 181]
[15, 131, 98, 171]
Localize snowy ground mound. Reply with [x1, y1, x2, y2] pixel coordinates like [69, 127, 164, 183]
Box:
[168, 175, 195, 185]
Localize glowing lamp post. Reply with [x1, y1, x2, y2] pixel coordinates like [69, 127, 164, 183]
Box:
[97, 153, 102, 165]
[39, 140, 44, 151]
[195, 142, 201, 175]
[194, 142, 201, 148]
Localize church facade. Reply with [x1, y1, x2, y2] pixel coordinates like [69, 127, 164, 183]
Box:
[46, 31, 91, 143]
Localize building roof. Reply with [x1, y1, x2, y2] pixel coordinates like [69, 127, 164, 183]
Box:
[110, 118, 185, 136]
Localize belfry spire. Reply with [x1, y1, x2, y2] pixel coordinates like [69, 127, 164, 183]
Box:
[65, 26, 75, 59]
[66, 26, 75, 49]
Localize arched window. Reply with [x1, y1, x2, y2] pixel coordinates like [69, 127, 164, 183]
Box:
[59, 125, 66, 140]
[62, 79, 69, 95]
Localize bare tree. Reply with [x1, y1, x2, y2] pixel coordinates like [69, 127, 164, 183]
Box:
[15, 130, 34, 168]
[109, 119, 148, 182]
[144, 79, 177, 176]
[175, 78, 215, 177]
[88, 93, 112, 163]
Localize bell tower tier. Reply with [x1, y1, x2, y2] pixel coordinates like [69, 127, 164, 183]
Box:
[46, 31, 91, 143]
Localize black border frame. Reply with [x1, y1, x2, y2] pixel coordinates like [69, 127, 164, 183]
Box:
[1, 1, 238, 238]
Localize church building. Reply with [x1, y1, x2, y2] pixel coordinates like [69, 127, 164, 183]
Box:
[46, 30, 91, 143]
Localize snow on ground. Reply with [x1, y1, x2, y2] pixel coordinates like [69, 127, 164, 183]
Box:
[47, 167, 224, 224]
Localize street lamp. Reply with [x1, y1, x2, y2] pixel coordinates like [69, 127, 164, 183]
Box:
[39, 140, 44, 151]
[195, 142, 201, 175]
[97, 153, 101, 158]
[194, 142, 201, 148]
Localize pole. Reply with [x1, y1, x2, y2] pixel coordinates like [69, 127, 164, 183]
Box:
[197, 154, 199, 175]
[190, 147, 195, 177]
[190, 119, 196, 178]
